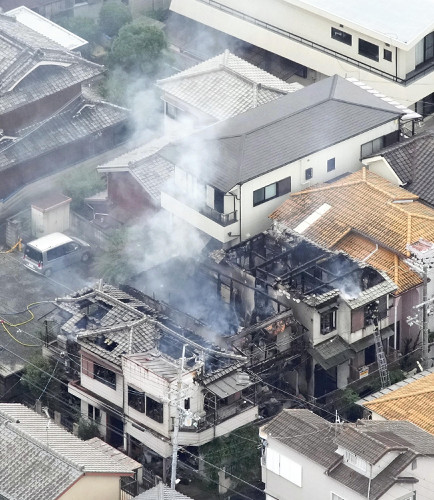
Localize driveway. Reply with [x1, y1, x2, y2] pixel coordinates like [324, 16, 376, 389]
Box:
[0, 251, 96, 395]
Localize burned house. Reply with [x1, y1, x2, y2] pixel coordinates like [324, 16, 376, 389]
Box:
[52, 283, 258, 481]
[0, 12, 129, 214]
[211, 228, 398, 399]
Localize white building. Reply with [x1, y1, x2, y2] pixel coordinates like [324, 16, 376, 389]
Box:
[55, 284, 258, 479]
[260, 409, 434, 500]
[171, 0, 434, 115]
[159, 75, 415, 246]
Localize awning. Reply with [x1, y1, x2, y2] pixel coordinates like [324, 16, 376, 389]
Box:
[309, 336, 355, 370]
[204, 371, 256, 399]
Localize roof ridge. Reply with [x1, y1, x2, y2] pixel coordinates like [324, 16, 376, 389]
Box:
[365, 386, 434, 405]
[0, 413, 84, 473]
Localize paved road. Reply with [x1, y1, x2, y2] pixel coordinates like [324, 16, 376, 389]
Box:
[0, 251, 96, 385]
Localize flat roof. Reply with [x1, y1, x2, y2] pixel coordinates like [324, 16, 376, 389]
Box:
[5, 6, 87, 50]
[292, 0, 434, 47]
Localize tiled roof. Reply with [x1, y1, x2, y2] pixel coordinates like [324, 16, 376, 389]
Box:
[55, 284, 244, 377]
[271, 168, 434, 294]
[308, 336, 354, 370]
[262, 410, 434, 500]
[371, 131, 434, 207]
[0, 14, 102, 99]
[131, 154, 174, 202]
[87, 437, 142, 470]
[0, 96, 128, 172]
[361, 370, 434, 434]
[157, 50, 301, 121]
[160, 75, 403, 192]
[136, 483, 193, 500]
[0, 404, 134, 500]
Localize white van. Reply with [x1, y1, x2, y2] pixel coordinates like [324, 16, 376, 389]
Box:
[23, 232, 91, 277]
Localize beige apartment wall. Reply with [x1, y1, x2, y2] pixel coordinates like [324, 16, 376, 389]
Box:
[61, 474, 125, 500]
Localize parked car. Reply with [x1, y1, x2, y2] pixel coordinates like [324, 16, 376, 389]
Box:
[23, 232, 91, 277]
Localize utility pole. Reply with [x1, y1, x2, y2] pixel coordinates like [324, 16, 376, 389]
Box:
[170, 344, 186, 489]
[422, 265, 429, 369]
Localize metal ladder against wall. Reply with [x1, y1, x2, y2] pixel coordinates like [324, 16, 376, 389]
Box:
[373, 327, 391, 388]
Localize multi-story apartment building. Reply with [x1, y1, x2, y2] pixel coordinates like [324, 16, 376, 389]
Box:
[171, 0, 434, 115]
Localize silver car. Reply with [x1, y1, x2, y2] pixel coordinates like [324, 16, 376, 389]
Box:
[23, 232, 91, 277]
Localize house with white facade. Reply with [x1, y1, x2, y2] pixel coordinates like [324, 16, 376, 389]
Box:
[260, 409, 434, 500]
[171, 0, 434, 116]
[212, 229, 398, 399]
[54, 283, 258, 481]
[158, 74, 415, 246]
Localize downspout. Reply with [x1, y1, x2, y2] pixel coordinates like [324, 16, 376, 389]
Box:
[367, 464, 372, 499]
[396, 46, 398, 81]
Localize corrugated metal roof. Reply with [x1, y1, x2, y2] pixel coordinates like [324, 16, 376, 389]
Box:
[204, 370, 256, 398]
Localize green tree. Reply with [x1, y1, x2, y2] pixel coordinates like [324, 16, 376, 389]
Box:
[21, 355, 61, 406]
[59, 165, 106, 212]
[93, 228, 134, 284]
[99, 1, 132, 38]
[77, 417, 100, 440]
[57, 16, 100, 43]
[108, 23, 167, 74]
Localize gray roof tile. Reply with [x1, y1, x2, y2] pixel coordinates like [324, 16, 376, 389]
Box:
[371, 131, 434, 207]
[137, 483, 193, 500]
[160, 76, 403, 192]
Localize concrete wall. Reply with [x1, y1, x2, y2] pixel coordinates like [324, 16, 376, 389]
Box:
[61, 473, 125, 500]
[170, 0, 434, 106]
[239, 120, 399, 241]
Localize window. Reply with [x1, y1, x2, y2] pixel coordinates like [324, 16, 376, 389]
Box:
[128, 387, 145, 413]
[361, 131, 399, 158]
[320, 310, 336, 335]
[364, 301, 378, 327]
[253, 177, 291, 206]
[305, 168, 313, 180]
[265, 448, 302, 487]
[331, 28, 352, 45]
[384, 49, 392, 61]
[146, 395, 164, 423]
[345, 450, 367, 472]
[331, 494, 345, 500]
[184, 398, 190, 410]
[93, 363, 116, 389]
[359, 39, 379, 61]
[47, 245, 66, 261]
[327, 158, 336, 172]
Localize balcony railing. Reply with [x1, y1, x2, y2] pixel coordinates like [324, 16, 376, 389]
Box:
[200, 204, 237, 226]
[196, 0, 434, 86]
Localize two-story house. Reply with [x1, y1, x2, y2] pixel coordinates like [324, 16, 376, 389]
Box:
[209, 229, 398, 399]
[0, 10, 129, 216]
[157, 74, 417, 247]
[53, 283, 258, 480]
[260, 409, 434, 500]
[96, 50, 301, 218]
[271, 168, 434, 352]
[171, 0, 434, 116]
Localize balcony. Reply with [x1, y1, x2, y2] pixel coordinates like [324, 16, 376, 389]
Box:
[200, 204, 237, 226]
[161, 190, 239, 243]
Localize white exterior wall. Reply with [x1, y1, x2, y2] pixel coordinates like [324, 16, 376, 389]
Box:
[80, 372, 124, 409]
[262, 437, 365, 500]
[171, 0, 434, 106]
[262, 435, 432, 500]
[239, 120, 398, 240]
[364, 157, 403, 185]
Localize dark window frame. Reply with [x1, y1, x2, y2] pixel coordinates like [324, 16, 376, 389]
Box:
[331, 27, 352, 46]
[128, 386, 146, 413]
[305, 167, 313, 180]
[359, 38, 379, 61]
[320, 309, 337, 335]
[253, 176, 291, 207]
[327, 158, 336, 172]
[146, 395, 164, 423]
[383, 48, 392, 62]
[93, 363, 116, 390]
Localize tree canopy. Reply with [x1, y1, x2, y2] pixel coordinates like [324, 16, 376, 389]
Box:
[99, 1, 132, 38]
[108, 23, 167, 74]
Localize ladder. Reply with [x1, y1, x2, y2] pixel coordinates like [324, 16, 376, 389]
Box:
[373, 326, 391, 388]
